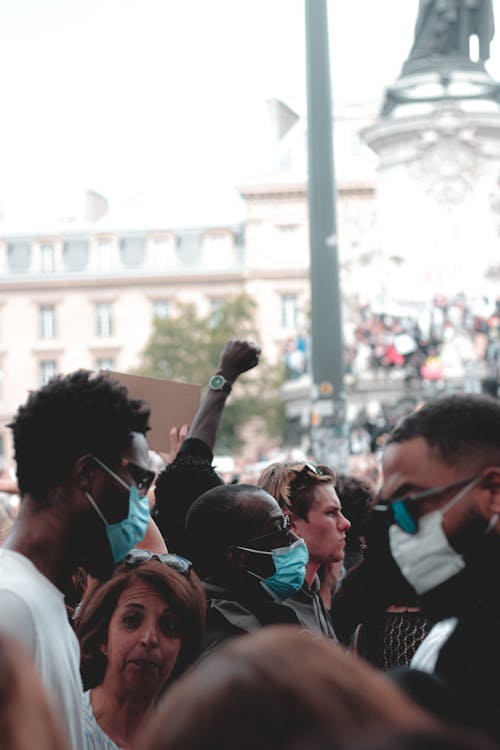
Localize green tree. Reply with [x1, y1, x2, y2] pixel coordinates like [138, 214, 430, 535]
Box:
[138, 294, 285, 452]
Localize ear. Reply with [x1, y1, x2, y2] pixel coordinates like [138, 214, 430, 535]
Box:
[288, 512, 299, 532]
[225, 545, 245, 570]
[481, 467, 500, 515]
[289, 512, 307, 537]
[99, 643, 108, 657]
[73, 454, 95, 492]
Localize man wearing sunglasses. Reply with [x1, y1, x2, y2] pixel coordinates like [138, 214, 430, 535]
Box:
[184, 483, 325, 657]
[0, 370, 153, 750]
[379, 393, 500, 741]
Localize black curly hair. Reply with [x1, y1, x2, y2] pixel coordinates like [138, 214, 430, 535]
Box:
[9, 370, 150, 502]
[386, 393, 500, 466]
[154, 453, 223, 557]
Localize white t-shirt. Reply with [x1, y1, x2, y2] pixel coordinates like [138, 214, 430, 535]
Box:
[0, 549, 85, 750]
[83, 691, 122, 750]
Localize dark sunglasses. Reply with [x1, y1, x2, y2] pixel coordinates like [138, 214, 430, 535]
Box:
[122, 548, 192, 576]
[244, 514, 293, 546]
[119, 458, 156, 496]
[375, 475, 478, 535]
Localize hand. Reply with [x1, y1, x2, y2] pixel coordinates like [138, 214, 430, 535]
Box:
[217, 339, 262, 383]
[158, 424, 189, 464]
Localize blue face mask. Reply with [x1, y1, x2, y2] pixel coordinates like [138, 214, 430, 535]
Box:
[237, 538, 308, 602]
[85, 456, 151, 564]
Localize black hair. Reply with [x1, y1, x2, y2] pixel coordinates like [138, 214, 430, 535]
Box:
[387, 394, 500, 465]
[335, 473, 374, 540]
[334, 473, 375, 571]
[9, 370, 150, 502]
[185, 484, 277, 578]
[154, 453, 223, 557]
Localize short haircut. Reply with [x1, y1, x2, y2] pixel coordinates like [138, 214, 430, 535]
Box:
[75, 558, 206, 690]
[387, 394, 500, 466]
[9, 370, 150, 501]
[334, 473, 374, 539]
[185, 484, 278, 578]
[257, 462, 335, 520]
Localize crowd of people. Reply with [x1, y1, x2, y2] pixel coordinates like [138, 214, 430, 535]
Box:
[285, 294, 500, 393]
[0, 338, 499, 749]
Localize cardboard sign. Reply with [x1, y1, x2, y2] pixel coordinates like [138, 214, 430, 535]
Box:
[101, 370, 201, 452]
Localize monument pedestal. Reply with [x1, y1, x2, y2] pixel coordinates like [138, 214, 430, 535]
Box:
[364, 68, 500, 302]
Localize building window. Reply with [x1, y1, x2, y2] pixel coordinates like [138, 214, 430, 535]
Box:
[278, 225, 299, 237]
[40, 244, 55, 273]
[39, 305, 56, 339]
[39, 359, 57, 386]
[96, 357, 115, 371]
[8, 241, 31, 273]
[153, 300, 170, 320]
[209, 297, 226, 328]
[120, 236, 145, 268]
[96, 303, 113, 337]
[281, 294, 298, 330]
[63, 238, 89, 272]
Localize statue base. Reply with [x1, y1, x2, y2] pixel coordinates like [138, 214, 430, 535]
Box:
[364, 68, 500, 302]
[381, 66, 500, 118]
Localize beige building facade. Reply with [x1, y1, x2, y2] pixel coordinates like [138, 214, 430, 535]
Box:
[0, 100, 378, 472]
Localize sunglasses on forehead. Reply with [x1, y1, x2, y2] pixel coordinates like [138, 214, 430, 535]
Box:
[121, 549, 192, 577]
[289, 462, 327, 477]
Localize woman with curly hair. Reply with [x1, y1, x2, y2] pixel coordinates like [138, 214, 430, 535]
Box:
[75, 550, 206, 750]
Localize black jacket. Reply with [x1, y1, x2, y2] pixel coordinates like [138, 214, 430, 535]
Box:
[201, 576, 337, 658]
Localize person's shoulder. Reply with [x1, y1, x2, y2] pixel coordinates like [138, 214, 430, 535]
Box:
[178, 437, 214, 462]
[0, 549, 64, 604]
[0, 587, 37, 652]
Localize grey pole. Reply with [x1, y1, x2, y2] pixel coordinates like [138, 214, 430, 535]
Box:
[305, 0, 347, 467]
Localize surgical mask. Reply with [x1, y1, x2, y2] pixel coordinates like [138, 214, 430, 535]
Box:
[85, 456, 150, 564]
[388, 475, 482, 595]
[236, 538, 308, 602]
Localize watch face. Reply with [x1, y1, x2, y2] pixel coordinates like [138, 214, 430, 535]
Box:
[210, 375, 224, 389]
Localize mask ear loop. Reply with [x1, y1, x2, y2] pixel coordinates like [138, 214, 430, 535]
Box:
[84, 491, 109, 526]
[440, 475, 483, 516]
[486, 512, 499, 535]
[92, 455, 130, 491]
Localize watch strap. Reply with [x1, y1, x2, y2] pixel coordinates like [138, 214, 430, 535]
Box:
[208, 374, 232, 395]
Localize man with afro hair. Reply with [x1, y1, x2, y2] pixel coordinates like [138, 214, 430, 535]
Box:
[0, 370, 152, 750]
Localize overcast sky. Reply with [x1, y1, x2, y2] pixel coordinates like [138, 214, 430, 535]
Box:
[1, 0, 500, 225]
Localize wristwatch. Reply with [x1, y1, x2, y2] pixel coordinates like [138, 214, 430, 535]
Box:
[208, 374, 232, 395]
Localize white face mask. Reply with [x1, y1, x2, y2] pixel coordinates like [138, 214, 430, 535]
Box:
[388, 475, 483, 595]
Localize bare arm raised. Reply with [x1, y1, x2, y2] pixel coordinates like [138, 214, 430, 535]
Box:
[187, 339, 261, 449]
